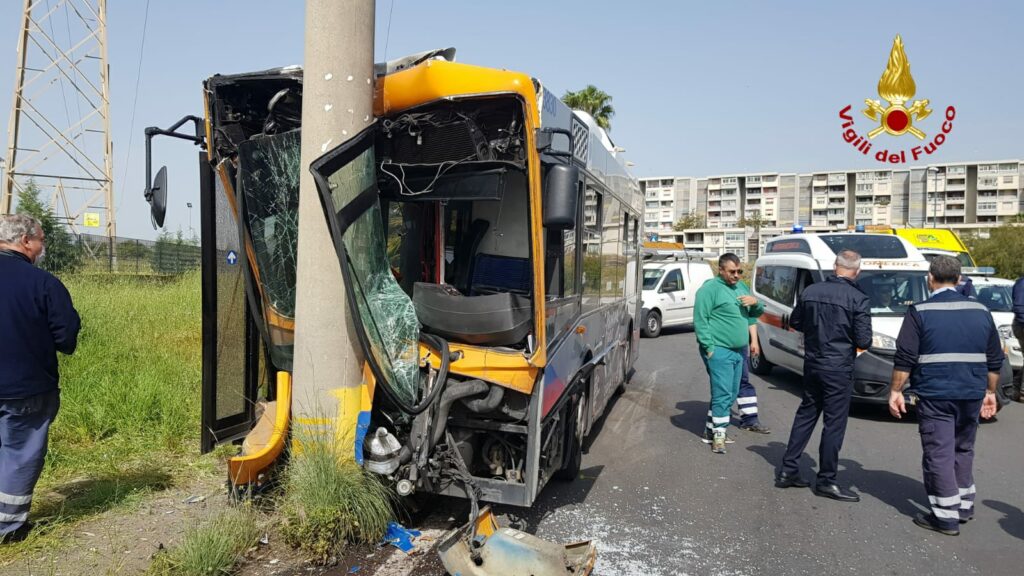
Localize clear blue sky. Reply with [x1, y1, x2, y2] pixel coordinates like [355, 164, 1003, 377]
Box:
[2, 0, 1021, 239]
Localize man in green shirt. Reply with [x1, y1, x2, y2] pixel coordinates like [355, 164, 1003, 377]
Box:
[694, 253, 764, 454]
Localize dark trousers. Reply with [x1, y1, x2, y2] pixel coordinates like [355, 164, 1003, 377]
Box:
[1013, 323, 1023, 398]
[917, 398, 982, 530]
[780, 368, 852, 483]
[0, 391, 59, 535]
[736, 346, 760, 427]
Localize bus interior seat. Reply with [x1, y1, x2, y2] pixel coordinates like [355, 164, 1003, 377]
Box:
[470, 253, 532, 296]
[412, 282, 532, 347]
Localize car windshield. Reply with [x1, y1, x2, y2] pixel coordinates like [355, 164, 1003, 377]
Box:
[976, 283, 1013, 312]
[856, 270, 930, 317]
[643, 268, 665, 290]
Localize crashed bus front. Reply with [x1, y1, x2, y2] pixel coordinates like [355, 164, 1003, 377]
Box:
[145, 50, 641, 509]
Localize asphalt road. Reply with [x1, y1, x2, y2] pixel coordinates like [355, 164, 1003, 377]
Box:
[508, 327, 1024, 576]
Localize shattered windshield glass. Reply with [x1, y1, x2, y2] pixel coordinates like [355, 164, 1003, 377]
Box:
[238, 130, 301, 370]
[323, 142, 421, 405]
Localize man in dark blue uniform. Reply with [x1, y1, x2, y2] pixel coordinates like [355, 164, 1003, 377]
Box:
[776, 249, 872, 502]
[1011, 274, 1024, 402]
[0, 215, 80, 543]
[889, 255, 1002, 536]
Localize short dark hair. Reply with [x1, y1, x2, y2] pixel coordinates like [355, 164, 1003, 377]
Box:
[929, 255, 961, 285]
[718, 253, 741, 268]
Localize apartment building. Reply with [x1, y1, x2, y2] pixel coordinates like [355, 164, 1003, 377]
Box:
[645, 160, 1023, 259]
[638, 177, 698, 235]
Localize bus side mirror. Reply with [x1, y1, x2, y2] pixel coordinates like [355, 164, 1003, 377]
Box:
[543, 164, 579, 230]
[146, 166, 168, 229]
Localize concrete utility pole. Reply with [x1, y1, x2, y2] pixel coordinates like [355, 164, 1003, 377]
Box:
[292, 0, 375, 444]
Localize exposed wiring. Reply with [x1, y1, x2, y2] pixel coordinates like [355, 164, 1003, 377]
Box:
[379, 155, 476, 197]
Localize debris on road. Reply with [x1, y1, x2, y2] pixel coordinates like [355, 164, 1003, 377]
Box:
[437, 506, 596, 576]
[382, 521, 422, 554]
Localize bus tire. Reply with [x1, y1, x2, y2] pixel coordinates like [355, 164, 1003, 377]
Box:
[749, 346, 773, 376]
[616, 333, 632, 395]
[642, 310, 662, 338]
[555, 389, 586, 481]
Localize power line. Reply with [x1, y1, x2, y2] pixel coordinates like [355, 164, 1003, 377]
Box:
[117, 0, 151, 212]
[383, 0, 395, 62]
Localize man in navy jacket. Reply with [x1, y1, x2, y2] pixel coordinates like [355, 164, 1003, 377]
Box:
[0, 215, 80, 542]
[1012, 274, 1024, 401]
[889, 255, 1002, 536]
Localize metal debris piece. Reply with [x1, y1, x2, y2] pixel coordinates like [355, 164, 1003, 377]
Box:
[437, 507, 596, 576]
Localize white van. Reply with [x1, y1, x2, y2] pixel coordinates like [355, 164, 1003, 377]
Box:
[972, 275, 1023, 373]
[749, 232, 1016, 407]
[640, 253, 715, 338]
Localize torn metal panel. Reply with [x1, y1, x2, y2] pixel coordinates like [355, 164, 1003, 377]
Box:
[438, 507, 596, 576]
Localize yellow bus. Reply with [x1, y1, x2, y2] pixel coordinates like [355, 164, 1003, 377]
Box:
[143, 50, 642, 507]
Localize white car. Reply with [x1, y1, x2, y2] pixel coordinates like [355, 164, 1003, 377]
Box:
[640, 256, 715, 338]
[971, 276, 1023, 373]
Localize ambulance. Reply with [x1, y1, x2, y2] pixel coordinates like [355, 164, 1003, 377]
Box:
[749, 232, 1015, 411]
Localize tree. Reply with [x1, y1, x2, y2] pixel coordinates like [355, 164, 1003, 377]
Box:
[962, 225, 1024, 279]
[14, 180, 82, 275]
[562, 85, 615, 131]
[673, 211, 706, 231]
[737, 213, 773, 260]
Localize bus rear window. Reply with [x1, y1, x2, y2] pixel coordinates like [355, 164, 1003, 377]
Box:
[818, 235, 908, 259]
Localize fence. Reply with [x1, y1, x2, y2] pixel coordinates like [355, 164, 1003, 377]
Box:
[73, 233, 201, 275]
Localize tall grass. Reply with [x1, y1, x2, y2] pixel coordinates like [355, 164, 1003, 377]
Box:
[280, 432, 395, 563]
[147, 506, 263, 576]
[45, 272, 202, 483]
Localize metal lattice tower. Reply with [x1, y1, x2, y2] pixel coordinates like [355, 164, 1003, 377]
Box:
[1, 0, 114, 245]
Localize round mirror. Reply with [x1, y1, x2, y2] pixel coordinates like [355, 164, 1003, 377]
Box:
[149, 166, 168, 229]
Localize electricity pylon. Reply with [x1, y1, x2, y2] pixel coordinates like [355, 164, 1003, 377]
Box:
[2, 0, 115, 256]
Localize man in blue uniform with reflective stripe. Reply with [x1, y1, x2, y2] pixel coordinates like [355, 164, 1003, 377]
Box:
[889, 255, 1002, 536]
[0, 215, 80, 543]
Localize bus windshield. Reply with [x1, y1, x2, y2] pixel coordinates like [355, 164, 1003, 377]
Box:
[856, 270, 930, 317]
[643, 269, 664, 290]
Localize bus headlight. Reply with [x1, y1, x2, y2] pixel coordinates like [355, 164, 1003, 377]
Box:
[998, 324, 1013, 340]
[872, 332, 897, 351]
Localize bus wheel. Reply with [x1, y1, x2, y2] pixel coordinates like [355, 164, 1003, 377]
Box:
[749, 346, 773, 376]
[642, 311, 662, 338]
[556, 389, 586, 481]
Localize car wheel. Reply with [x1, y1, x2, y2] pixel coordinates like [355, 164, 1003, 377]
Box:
[642, 311, 662, 338]
[556, 388, 586, 481]
[749, 346, 773, 376]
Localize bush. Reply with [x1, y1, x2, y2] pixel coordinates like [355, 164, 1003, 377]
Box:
[279, 434, 395, 563]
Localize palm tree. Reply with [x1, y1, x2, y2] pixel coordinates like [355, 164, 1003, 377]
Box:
[562, 85, 615, 131]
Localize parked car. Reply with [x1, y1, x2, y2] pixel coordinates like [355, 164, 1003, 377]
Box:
[640, 255, 715, 338]
[749, 232, 1016, 411]
[971, 276, 1023, 373]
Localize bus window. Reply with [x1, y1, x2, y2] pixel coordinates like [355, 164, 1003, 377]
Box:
[601, 197, 621, 304]
[582, 186, 602, 311]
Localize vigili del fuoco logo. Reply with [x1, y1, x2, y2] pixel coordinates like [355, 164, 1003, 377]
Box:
[838, 35, 956, 165]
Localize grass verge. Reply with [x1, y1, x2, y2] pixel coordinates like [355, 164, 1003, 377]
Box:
[280, 434, 396, 563]
[147, 505, 263, 576]
[0, 272, 207, 559]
